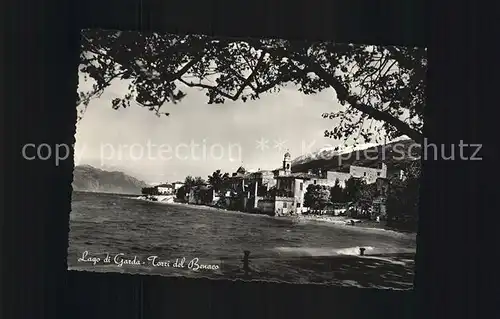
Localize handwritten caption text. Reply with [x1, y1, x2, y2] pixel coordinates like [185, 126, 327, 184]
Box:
[77, 251, 221, 271]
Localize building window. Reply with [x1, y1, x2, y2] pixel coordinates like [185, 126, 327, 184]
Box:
[283, 202, 287, 208]
[363, 172, 366, 176]
[377, 172, 381, 176]
[313, 180, 317, 184]
[299, 182, 303, 191]
[297, 203, 301, 208]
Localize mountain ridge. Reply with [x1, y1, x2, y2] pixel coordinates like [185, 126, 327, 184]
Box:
[72, 165, 149, 194]
[291, 138, 420, 174]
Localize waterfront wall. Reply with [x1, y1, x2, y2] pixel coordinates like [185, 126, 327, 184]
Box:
[274, 197, 297, 216]
[257, 199, 275, 215]
[137, 195, 175, 203]
[306, 208, 346, 216]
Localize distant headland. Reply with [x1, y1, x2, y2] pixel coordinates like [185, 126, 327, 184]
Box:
[72, 164, 149, 194]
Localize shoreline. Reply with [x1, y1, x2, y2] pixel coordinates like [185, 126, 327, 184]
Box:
[135, 195, 228, 211]
[67, 252, 415, 290]
[134, 195, 416, 236]
[298, 215, 417, 238]
[132, 195, 417, 237]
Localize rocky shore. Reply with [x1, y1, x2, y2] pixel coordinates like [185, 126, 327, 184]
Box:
[136, 195, 175, 203]
[299, 215, 358, 225]
[298, 214, 417, 237]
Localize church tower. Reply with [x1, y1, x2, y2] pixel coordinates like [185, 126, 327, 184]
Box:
[283, 151, 292, 175]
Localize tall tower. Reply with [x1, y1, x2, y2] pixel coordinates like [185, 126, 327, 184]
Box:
[283, 151, 292, 175]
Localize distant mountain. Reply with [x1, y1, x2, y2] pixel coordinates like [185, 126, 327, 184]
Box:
[291, 138, 420, 175]
[72, 164, 149, 194]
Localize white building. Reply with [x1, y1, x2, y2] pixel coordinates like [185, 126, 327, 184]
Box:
[349, 163, 387, 184]
[300, 164, 386, 189]
[224, 151, 397, 216]
[171, 182, 184, 191]
[156, 184, 174, 195]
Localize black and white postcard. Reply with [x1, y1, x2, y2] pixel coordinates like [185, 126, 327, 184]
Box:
[69, 29, 425, 290]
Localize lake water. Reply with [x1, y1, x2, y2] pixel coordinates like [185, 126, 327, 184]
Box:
[68, 191, 417, 289]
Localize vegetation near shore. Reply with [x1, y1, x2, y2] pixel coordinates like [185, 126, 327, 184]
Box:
[158, 160, 420, 232]
[141, 186, 161, 195]
[303, 160, 420, 231]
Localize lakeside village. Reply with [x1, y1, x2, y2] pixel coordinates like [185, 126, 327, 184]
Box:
[141, 152, 420, 231]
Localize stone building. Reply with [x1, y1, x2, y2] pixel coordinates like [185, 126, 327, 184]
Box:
[349, 163, 387, 184]
[222, 166, 277, 211]
[155, 183, 174, 195]
[257, 152, 315, 216]
[212, 151, 396, 217]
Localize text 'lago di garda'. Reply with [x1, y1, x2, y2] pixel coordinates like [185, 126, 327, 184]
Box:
[77, 251, 220, 271]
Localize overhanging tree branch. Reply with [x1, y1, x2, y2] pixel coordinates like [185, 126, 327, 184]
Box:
[79, 32, 426, 145]
[178, 51, 274, 101]
[288, 53, 423, 142]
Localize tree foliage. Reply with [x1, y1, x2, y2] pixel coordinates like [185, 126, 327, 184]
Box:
[176, 186, 187, 200]
[304, 184, 331, 209]
[386, 160, 421, 228]
[141, 186, 160, 195]
[207, 169, 230, 193]
[356, 183, 378, 212]
[329, 178, 345, 203]
[184, 175, 206, 189]
[78, 30, 426, 144]
[343, 177, 367, 202]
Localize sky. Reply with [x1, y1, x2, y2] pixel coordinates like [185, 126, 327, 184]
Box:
[75, 75, 374, 185]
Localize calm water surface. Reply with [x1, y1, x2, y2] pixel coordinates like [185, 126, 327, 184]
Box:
[68, 191, 416, 289]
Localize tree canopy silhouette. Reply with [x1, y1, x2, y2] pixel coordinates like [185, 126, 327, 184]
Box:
[303, 184, 331, 209]
[386, 160, 421, 229]
[184, 175, 206, 188]
[207, 169, 230, 192]
[78, 30, 426, 144]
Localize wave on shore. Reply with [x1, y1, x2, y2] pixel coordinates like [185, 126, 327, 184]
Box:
[133, 196, 229, 211]
[272, 246, 415, 266]
[133, 196, 415, 239]
[297, 215, 417, 238]
[274, 246, 375, 256]
[135, 195, 175, 203]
